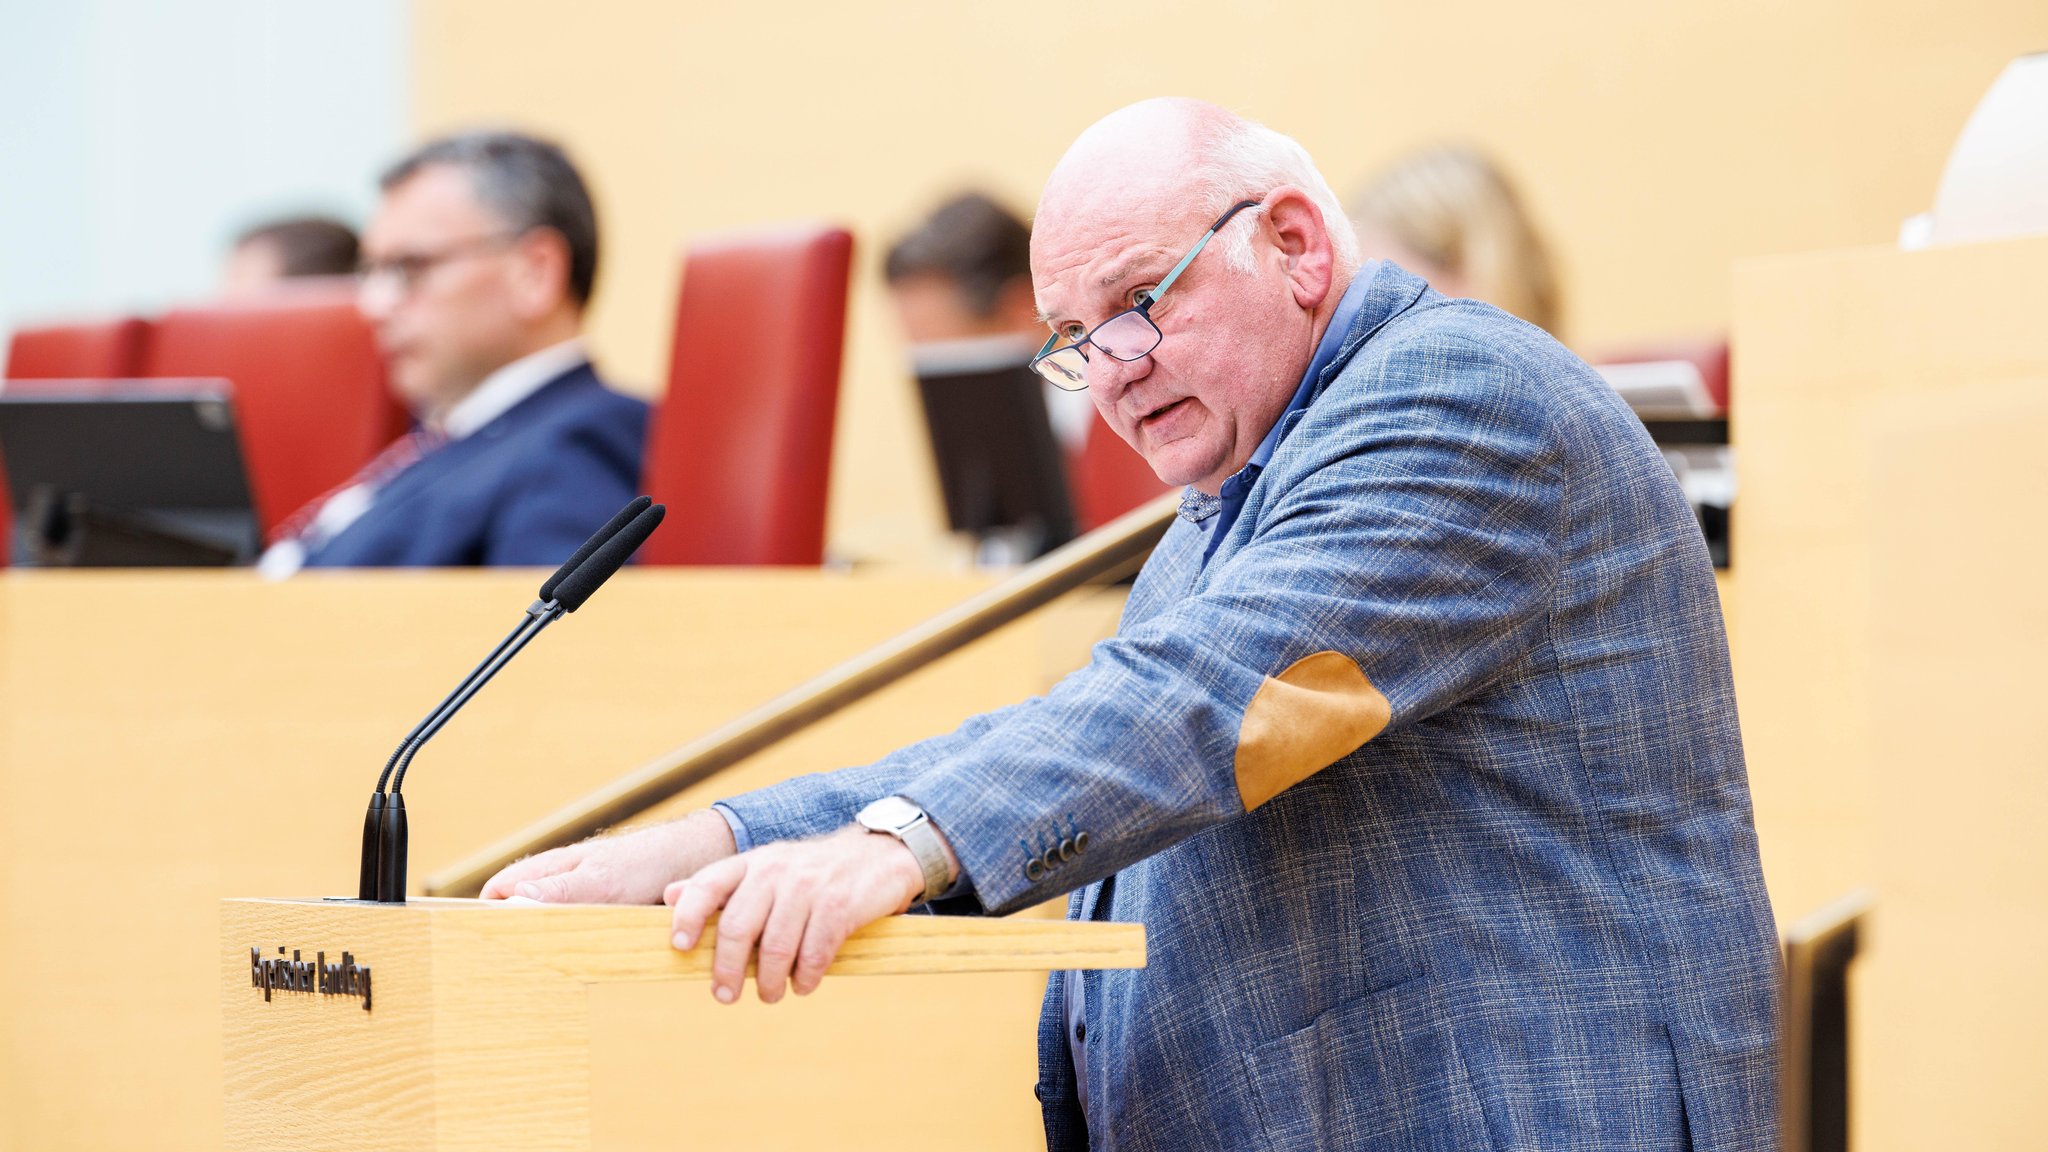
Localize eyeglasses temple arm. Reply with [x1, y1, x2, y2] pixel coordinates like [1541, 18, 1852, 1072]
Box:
[1152, 200, 1260, 302]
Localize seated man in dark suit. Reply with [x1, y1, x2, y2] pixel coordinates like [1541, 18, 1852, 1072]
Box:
[258, 131, 646, 573]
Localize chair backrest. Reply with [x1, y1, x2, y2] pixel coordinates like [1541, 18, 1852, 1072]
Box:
[640, 223, 853, 566]
[4, 317, 152, 380]
[3, 318, 158, 565]
[1070, 421, 1174, 533]
[141, 290, 404, 535]
[1781, 890, 1873, 1152]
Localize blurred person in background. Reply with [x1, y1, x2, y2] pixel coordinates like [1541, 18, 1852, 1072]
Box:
[1350, 145, 1563, 337]
[884, 191, 1095, 455]
[885, 192, 1092, 561]
[258, 130, 646, 575]
[221, 215, 360, 296]
[884, 192, 1037, 346]
[887, 191, 1171, 543]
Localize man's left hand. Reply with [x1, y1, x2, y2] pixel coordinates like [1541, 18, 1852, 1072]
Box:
[665, 825, 926, 1004]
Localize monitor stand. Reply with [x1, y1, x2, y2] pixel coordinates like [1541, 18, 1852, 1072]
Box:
[23, 486, 245, 567]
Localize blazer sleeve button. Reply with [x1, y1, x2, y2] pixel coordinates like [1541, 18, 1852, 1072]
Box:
[1024, 858, 1046, 882]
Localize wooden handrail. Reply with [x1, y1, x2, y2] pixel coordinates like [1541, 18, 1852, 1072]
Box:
[425, 491, 1180, 897]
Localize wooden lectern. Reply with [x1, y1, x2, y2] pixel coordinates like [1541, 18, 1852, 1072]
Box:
[222, 898, 1144, 1150]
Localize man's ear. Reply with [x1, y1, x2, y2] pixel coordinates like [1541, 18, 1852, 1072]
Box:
[1262, 187, 1336, 312]
[508, 228, 574, 319]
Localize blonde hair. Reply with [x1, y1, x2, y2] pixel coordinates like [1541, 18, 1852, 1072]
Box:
[1350, 147, 1561, 334]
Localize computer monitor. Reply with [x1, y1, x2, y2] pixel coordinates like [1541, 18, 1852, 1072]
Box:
[0, 379, 260, 565]
[913, 348, 1076, 563]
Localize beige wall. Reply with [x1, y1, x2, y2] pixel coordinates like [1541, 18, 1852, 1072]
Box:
[412, 1, 2048, 564]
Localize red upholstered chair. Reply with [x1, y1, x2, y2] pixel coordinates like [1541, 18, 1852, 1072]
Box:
[4, 317, 151, 380]
[1070, 421, 1174, 533]
[640, 223, 853, 565]
[141, 290, 405, 536]
[3, 317, 157, 564]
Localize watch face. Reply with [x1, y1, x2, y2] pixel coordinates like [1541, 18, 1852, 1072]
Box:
[859, 795, 921, 833]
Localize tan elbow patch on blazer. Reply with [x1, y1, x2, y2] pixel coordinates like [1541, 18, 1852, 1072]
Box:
[1234, 650, 1391, 811]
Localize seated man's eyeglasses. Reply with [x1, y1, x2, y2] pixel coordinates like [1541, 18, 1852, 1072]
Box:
[1029, 199, 1261, 391]
[357, 232, 525, 296]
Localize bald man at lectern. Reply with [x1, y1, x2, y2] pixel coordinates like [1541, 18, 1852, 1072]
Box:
[486, 99, 1778, 1152]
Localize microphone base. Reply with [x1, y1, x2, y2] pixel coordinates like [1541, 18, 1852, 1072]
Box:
[375, 795, 409, 904]
[356, 792, 386, 901]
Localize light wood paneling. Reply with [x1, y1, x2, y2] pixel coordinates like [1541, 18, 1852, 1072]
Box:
[1860, 378, 2048, 1151]
[222, 899, 1141, 1150]
[1, 570, 1122, 1151]
[1732, 235, 2048, 1151]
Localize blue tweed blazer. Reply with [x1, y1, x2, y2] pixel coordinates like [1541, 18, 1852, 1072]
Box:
[305, 364, 647, 568]
[722, 263, 1778, 1151]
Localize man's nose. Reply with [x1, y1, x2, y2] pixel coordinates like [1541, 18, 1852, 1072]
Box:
[1087, 347, 1151, 399]
[356, 272, 401, 324]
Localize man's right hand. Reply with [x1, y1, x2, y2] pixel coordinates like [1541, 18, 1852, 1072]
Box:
[479, 808, 739, 904]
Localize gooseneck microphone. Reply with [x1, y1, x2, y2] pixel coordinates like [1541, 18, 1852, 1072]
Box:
[540, 495, 651, 604]
[355, 496, 666, 902]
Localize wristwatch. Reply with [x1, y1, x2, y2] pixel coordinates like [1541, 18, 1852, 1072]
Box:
[856, 796, 952, 906]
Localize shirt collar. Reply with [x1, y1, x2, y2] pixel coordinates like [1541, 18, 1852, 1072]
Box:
[438, 338, 588, 440]
[1178, 488, 1223, 523]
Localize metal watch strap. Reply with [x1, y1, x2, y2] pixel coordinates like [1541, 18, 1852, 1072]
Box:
[858, 797, 952, 906]
[892, 816, 951, 906]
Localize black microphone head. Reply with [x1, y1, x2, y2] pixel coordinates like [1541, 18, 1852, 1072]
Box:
[541, 495, 651, 603]
[552, 503, 664, 612]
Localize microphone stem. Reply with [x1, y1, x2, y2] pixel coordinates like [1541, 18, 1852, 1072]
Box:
[389, 603, 563, 794]
[353, 495, 656, 903]
[374, 601, 555, 794]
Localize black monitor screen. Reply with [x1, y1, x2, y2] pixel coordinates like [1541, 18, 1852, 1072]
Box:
[914, 358, 1075, 558]
[0, 380, 258, 565]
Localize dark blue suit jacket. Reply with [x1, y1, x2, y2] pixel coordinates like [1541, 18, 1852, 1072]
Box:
[305, 364, 648, 568]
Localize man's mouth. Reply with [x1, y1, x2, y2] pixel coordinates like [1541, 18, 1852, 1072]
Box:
[1137, 397, 1191, 429]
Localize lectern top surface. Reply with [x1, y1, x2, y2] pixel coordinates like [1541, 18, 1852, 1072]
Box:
[224, 896, 1146, 980]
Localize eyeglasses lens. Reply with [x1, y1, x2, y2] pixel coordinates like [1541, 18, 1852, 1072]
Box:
[1037, 347, 1090, 390]
[1092, 311, 1161, 361]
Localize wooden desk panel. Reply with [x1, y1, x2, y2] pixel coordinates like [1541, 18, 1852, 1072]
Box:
[219, 899, 1143, 1150]
[1860, 381, 2048, 1152]
[0, 570, 1118, 1151]
[1732, 234, 2048, 926]
[1733, 235, 2048, 1151]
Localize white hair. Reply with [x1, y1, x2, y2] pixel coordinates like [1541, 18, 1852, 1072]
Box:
[1186, 116, 1360, 276]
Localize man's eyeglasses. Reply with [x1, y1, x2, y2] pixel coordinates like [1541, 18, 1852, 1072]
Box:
[1029, 199, 1261, 391]
[356, 232, 523, 296]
